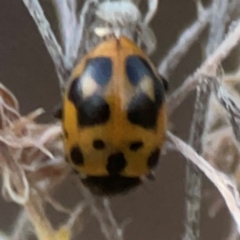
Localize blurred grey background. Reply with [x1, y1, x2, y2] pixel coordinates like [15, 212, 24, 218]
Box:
[0, 0, 234, 239]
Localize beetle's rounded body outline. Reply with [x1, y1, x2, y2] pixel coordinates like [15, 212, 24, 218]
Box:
[63, 36, 167, 195]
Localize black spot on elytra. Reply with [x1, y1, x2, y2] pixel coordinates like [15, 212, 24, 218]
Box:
[127, 93, 159, 129]
[130, 141, 143, 151]
[70, 146, 84, 166]
[126, 56, 166, 105]
[147, 148, 160, 169]
[68, 58, 112, 127]
[77, 96, 110, 126]
[93, 139, 105, 149]
[86, 57, 112, 86]
[68, 79, 110, 126]
[82, 176, 141, 195]
[107, 152, 127, 175]
[125, 56, 165, 129]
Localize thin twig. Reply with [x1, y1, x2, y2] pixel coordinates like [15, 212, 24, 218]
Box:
[77, 180, 125, 240]
[65, 202, 87, 238]
[215, 79, 240, 143]
[10, 211, 33, 240]
[53, 0, 78, 66]
[167, 132, 240, 234]
[144, 0, 158, 25]
[205, 0, 229, 55]
[21, 0, 68, 88]
[183, 1, 230, 239]
[76, 0, 99, 62]
[167, 19, 240, 116]
[158, 3, 212, 78]
[25, 189, 71, 240]
[183, 77, 213, 240]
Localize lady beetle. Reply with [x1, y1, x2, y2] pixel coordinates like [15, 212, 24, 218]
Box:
[62, 36, 168, 195]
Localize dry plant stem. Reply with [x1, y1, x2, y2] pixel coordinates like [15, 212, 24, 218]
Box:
[94, 198, 124, 240]
[53, 0, 98, 67]
[10, 211, 32, 240]
[183, 77, 212, 240]
[25, 193, 55, 240]
[65, 202, 87, 237]
[144, 0, 158, 25]
[158, 3, 212, 78]
[76, 0, 99, 62]
[215, 83, 240, 143]
[53, 0, 78, 66]
[203, 20, 240, 73]
[54, 0, 106, 72]
[78, 181, 124, 240]
[205, 0, 229, 55]
[102, 198, 125, 238]
[35, 187, 72, 215]
[167, 132, 240, 234]
[167, 18, 240, 116]
[183, 1, 229, 239]
[0, 147, 29, 205]
[21, 0, 68, 88]
[25, 190, 69, 240]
